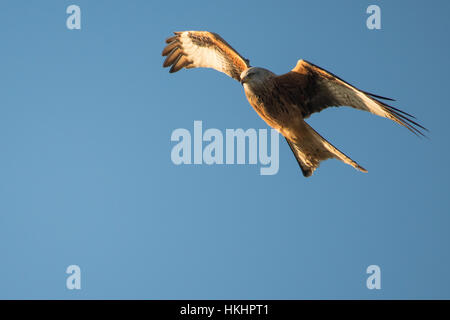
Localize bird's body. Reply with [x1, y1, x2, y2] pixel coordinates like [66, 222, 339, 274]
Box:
[162, 31, 426, 177]
[241, 66, 367, 176]
[241, 68, 281, 130]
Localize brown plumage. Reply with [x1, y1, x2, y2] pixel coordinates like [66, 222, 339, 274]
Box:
[162, 31, 427, 177]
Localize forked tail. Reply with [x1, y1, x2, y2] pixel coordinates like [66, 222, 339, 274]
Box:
[285, 121, 367, 177]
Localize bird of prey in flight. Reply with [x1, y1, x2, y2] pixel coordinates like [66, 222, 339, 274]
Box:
[162, 31, 426, 177]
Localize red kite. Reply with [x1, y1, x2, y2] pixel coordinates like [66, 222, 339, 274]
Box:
[162, 31, 426, 177]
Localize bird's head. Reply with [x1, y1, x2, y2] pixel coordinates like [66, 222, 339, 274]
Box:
[240, 67, 275, 87]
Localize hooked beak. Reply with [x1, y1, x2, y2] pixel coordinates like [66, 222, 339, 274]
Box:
[240, 76, 248, 85]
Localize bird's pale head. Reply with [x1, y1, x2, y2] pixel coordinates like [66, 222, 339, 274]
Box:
[240, 67, 276, 88]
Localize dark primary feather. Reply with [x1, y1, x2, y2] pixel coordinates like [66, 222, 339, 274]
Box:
[162, 34, 191, 73]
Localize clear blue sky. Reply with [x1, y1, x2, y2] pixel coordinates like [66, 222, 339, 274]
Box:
[0, 0, 449, 299]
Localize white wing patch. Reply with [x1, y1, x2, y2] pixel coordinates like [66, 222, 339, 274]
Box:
[179, 32, 222, 71]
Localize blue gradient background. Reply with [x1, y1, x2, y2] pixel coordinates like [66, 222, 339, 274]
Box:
[0, 0, 449, 299]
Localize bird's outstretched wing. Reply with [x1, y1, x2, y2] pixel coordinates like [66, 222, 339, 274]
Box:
[273, 59, 427, 136]
[162, 31, 250, 81]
